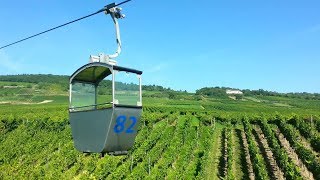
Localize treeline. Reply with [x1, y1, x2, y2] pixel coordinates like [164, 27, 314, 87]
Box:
[195, 87, 230, 98]
[196, 87, 320, 100]
[0, 74, 182, 94]
[1, 75, 319, 100]
[0, 74, 68, 85]
[242, 89, 320, 100]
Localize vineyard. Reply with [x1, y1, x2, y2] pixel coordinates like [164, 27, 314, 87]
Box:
[1, 103, 320, 179]
[0, 0, 320, 177]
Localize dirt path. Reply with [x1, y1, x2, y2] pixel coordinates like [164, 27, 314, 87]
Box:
[253, 126, 285, 180]
[221, 129, 228, 178]
[240, 130, 255, 180]
[0, 100, 53, 105]
[274, 128, 315, 180]
[232, 128, 244, 180]
[204, 127, 222, 180]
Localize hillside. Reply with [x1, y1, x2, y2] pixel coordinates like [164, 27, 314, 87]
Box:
[0, 74, 189, 102]
[0, 74, 320, 114]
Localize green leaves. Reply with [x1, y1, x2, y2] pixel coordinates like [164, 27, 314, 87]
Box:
[243, 118, 269, 180]
[277, 118, 320, 179]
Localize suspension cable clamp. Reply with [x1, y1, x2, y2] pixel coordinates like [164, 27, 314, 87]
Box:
[106, 4, 125, 19]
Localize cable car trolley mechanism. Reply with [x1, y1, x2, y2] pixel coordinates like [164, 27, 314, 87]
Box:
[69, 1, 142, 156]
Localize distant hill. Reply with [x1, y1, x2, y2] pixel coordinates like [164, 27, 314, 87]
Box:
[1, 74, 319, 100]
[1, 74, 320, 115]
[0, 74, 189, 100]
[0, 74, 173, 92]
[196, 87, 320, 100]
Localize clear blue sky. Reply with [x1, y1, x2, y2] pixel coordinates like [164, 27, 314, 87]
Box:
[0, 0, 319, 93]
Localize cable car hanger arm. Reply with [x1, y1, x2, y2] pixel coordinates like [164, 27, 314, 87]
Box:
[108, 7, 123, 59]
[89, 3, 126, 65]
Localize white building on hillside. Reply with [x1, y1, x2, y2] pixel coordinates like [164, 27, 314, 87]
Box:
[226, 89, 243, 95]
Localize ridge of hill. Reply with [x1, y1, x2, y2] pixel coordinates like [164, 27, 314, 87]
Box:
[0, 74, 319, 100]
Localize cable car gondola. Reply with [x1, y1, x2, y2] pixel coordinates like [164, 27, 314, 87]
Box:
[69, 2, 142, 156]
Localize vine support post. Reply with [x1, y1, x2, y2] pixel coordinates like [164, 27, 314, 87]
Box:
[148, 156, 151, 175]
[196, 127, 199, 147]
[130, 155, 133, 172]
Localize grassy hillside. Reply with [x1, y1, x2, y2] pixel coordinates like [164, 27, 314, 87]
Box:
[1, 74, 320, 115]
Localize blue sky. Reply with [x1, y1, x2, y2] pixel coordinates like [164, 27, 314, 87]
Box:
[0, 0, 319, 93]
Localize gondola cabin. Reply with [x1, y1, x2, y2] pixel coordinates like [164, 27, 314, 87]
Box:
[69, 62, 142, 155]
